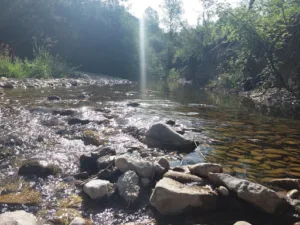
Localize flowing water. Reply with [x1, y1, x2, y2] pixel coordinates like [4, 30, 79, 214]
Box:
[0, 79, 300, 224]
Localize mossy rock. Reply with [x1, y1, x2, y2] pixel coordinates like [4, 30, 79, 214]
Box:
[59, 194, 83, 208]
[53, 208, 82, 225]
[82, 130, 104, 146]
[0, 190, 42, 205]
[18, 160, 61, 178]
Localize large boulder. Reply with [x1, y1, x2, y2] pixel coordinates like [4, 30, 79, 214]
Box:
[188, 163, 223, 178]
[117, 171, 140, 203]
[150, 177, 218, 215]
[145, 123, 196, 152]
[208, 173, 288, 214]
[18, 160, 61, 178]
[83, 179, 113, 199]
[115, 156, 155, 178]
[0, 210, 38, 225]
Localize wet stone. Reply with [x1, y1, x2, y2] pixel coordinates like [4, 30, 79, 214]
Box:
[83, 179, 113, 199]
[127, 102, 140, 107]
[0, 211, 38, 225]
[166, 120, 176, 126]
[47, 95, 61, 101]
[117, 170, 140, 203]
[164, 171, 203, 184]
[287, 189, 300, 199]
[68, 118, 91, 125]
[82, 130, 104, 146]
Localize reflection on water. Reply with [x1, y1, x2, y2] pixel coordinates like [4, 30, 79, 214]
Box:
[1, 80, 300, 224]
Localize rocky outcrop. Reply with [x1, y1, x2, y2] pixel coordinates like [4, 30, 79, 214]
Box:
[188, 163, 223, 178]
[18, 160, 61, 178]
[117, 171, 140, 203]
[83, 179, 113, 199]
[0, 210, 38, 225]
[208, 173, 288, 214]
[150, 177, 218, 215]
[115, 156, 155, 178]
[145, 123, 196, 152]
[164, 171, 203, 184]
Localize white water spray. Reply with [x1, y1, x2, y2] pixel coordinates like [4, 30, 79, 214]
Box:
[139, 12, 146, 95]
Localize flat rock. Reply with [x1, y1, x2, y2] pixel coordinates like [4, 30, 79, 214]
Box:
[150, 177, 218, 215]
[115, 156, 154, 178]
[188, 163, 223, 178]
[117, 171, 140, 203]
[164, 171, 203, 184]
[0, 210, 38, 225]
[208, 173, 288, 214]
[145, 123, 196, 152]
[83, 179, 113, 199]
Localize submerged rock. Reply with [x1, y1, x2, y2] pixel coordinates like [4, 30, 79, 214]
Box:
[53, 109, 77, 116]
[115, 156, 155, 178]
[68, 118, 91, 125]
[164, 171, 203, 184]
[0, 210, 38, 225]
[117, 171, 140, 203]
[83, 179, 113, 199]
[208, 173, 288, 214]
[127, 102, 140, 107]
[18, 160, 61, 178]
[165, 120, 176, 126]
[267, 178, 300, 190]
[188, 163, 223, 178]
[145, 123, 196, 152]
[150, 177, 218, 215]
[47, 95, 61, 101]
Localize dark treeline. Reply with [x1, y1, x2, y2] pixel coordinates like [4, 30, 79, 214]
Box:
[1, 0, 300, 96]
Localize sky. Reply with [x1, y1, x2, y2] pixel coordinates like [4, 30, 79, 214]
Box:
[126, 0, 203, 26]
[126, 0, 241, 26]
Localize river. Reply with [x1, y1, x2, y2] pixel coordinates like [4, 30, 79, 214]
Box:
[0, 78, 299, 224]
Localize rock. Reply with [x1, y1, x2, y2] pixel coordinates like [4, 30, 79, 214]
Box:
[2, 81, 14, 88]
[83, 179, 113, 199]
[97, 155, 115, 170]
[127, 102, 140, 107]
[208, 173, 288, 214]
[166, 120, 176, 126]
[117, 171, 140, 203]
[0, 190, 42, 205]
[234, 222, 252, 225]
[97, 168, 120, 183]
[53, 109, 77, 116]
[82, 130, 104, 146]
[77, 93, 90, 99]
[18, 160, 61, 178]
[115, 156, 154, 178]
[141, 178, 151, 187]
[154, 163, 166, 176]
[188, 163, 223, 178]
[294, 222, 300, 225]
[145, 123, 196, 152]
[287, 189, 300, 199]
[150, 177, 217, 215]
[68, 118, 91, 125]
[156, 157, 170, 170]
[164, 171, 203, 184]
[69, 217, 86, 225]
[267, 178, 300, 190]
[80, 146, 116, 173]
[217, 186, 229, 197]
[0, 210, 38, 225]
[47, 95, 61, 101]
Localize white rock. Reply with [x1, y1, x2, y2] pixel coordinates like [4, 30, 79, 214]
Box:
[115, 156, 154, 178]
[117, 171, 140, 203]
[0, 210, 38, 225]
[70, 217, 86, 225]
[83, 179, 113, 199]
[217, 186, 229, 196]
[150, 177, 217, 215]
[234, 222, 252, 225]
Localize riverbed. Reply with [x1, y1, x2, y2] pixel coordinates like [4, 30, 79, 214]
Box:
[0, 78, 300, 224]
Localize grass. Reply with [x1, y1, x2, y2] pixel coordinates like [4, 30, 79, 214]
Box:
[0, 46, 74, 78]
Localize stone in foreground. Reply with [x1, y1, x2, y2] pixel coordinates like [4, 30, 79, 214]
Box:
[83, 179, 113, 199]
[117, 170, 140, 203]
[188, 163, 223, 178]
[145, 123, 196, 152]
[150, 177, 217, 215]
[0, 210, 38, 225]
[208, 173, 288, 214]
